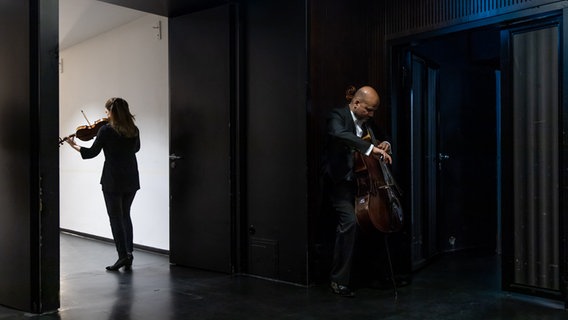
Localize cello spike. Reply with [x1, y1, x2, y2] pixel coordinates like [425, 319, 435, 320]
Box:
[384, 234, 399, 302]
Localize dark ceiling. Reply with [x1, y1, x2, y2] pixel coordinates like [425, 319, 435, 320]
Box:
[97, 0, 229, 17]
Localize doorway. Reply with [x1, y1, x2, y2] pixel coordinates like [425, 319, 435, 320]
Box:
[59, 0, 239, 275]
[59, 0, 171, 252]
[394, 13, 566, 303]
[403, 27, 500, 270]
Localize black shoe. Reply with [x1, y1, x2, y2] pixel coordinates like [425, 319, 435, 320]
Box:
[330, 282, 355, 297]
[125, 253, 133, 271]
[106, 256, 131, 271]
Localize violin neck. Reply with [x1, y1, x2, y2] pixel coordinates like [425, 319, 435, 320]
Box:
[58, 133, 76, 145]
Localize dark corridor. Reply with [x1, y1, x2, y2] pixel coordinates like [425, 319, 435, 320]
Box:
[397, 13, 566, 303]
[406, 26, 501, 267]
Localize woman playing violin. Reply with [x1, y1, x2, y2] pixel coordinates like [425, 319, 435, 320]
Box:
[65, 97, 140, 271]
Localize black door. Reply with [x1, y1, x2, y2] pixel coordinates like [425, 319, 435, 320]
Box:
[500, 16, 565, 302]
[169, 4, 236, 273]
[408, 53, 439, 270]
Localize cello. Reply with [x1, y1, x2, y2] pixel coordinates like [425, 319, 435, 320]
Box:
[353, 133, 403, 233]
[353, 128, 404, 298]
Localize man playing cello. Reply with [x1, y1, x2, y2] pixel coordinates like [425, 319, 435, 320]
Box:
[324, 85, 392, 297]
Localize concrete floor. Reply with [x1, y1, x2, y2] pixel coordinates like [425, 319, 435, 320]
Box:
[0, 233, 566, 319]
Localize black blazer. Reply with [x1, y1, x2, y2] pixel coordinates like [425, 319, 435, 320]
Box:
[324, 106, 386, 183]
[80, 124, 140, 192]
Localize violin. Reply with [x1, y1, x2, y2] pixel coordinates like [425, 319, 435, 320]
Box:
[59, 110, 108, 146]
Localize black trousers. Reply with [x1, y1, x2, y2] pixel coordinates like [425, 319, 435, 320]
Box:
[329, 180, 357, 286]
[103, 191, 137, 258]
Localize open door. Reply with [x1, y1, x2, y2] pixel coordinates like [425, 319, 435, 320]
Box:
[500, 15, 566, 303]
[402, 29, 500, 271]
[169, 4, 237, 273]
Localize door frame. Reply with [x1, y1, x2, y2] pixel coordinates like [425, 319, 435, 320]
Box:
[406, 52, 440, 271]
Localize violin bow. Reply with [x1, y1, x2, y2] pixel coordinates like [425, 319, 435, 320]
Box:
[80, 110, 92, 126]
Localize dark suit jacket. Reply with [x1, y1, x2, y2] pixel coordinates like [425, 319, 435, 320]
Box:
[324, 106, 386, 183]
[80, 124, 140, 192]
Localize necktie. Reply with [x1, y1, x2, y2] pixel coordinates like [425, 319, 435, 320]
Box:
[360, 122, 371, 141]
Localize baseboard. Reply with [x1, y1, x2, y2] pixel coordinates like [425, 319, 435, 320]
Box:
[60, 228, 169, 256]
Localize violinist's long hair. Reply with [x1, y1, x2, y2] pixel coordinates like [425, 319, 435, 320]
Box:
[105, 97, 138, 138]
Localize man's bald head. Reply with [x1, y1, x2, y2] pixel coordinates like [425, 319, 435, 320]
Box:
[349, 86, 380, 121]
[353, 86, 380, 106]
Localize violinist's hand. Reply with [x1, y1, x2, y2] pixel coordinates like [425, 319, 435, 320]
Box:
[372, 146, 392, 164]
[65, 135, 75, 146]
[65, 136, 81, 152]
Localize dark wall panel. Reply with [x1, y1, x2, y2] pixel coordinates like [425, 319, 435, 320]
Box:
[384, 0, 561, 37]
[0, 0, 32, 310]
[0, 0, 59, 313]
[308, 0, 379, 283]
[244, 0, 308, 284]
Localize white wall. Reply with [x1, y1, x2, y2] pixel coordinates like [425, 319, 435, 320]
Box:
[60, 14, 170, 250]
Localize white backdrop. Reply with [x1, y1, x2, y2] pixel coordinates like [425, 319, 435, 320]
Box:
[59, 14, 170, 250]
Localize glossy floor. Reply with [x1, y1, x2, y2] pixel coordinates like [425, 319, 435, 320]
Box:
[0, 233, 566, 319]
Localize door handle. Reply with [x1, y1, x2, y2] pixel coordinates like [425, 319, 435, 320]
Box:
[438, 153, 450, 161]
[169, 154, 182, 161]
[438, 153, 450, 170]
[169, 154, 182, 168]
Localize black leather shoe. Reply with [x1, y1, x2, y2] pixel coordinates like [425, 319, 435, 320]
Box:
[330, 282, 355, 297]
[106, 256, 131, 271]
[124, 253, 133, 271]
